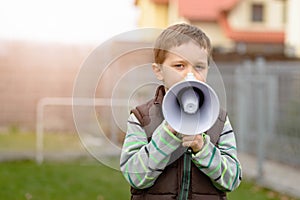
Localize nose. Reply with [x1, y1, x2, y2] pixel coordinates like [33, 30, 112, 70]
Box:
[179, 68, 191, 81]
[184, 65, 206, 82]
[185, 65, 196, 76]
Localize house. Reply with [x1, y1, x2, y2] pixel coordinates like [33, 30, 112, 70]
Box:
[134, 0, 300, 59]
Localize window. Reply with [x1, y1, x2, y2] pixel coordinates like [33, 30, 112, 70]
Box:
[251, 3, 264, 22]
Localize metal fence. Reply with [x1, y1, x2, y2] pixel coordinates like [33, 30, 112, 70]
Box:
[218, 59, 300, 168]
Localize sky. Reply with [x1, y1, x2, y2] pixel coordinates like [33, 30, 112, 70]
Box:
[0, 0, 139, 44]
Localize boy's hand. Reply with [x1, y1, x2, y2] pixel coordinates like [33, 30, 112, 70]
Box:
[182, 134, 204, 153]
[165, 122, 204, 153]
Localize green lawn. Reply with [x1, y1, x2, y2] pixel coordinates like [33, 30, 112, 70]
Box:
[0, 160, 298, 200]
[0, 132, 298, 200]
[0, 160, 130, 200]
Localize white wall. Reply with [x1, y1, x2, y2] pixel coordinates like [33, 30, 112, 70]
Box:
[285, 0, 300, 57]
[229, 0, 285, 31]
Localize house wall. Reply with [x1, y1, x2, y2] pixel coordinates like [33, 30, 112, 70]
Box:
[167, 0, 187, 25]
[285, 0, 300, 57]
[136, 0, 169, 28]
[229, 0, 285, 31]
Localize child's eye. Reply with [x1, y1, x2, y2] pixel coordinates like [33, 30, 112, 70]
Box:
[173, 64, 185, 69]
[194, 65, 206, 71]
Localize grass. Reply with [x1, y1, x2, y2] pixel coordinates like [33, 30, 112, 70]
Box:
[228, 181, 298, 200]
[0, 160, 298, 200]
[0, 132, 299, 200]
[0, 159, 130, 200]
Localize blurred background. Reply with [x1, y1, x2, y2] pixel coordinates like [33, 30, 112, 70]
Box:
[1, 0, 300, 199]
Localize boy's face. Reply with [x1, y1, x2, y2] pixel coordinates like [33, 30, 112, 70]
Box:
[152, 41, 209, 91]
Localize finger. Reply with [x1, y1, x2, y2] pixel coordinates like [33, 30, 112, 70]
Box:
[182, 135, 200, 142]
[182, 141, 193, 147]
[182, 140, 197, 146]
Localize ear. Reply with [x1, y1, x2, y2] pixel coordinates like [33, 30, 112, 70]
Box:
[152, 63, 164, 81]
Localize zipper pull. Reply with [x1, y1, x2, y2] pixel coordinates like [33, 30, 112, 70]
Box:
[187, 147, 193, 154]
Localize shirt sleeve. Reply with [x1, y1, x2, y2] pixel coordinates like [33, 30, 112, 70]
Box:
[191, 116, 242, 192]
[120, 113, 182, 189]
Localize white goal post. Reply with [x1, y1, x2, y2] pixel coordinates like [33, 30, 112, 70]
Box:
[35, 97, 128, 164]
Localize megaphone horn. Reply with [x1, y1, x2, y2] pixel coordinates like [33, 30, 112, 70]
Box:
[162, 73, 220, 135]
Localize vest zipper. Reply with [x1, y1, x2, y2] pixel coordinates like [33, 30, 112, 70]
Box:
[179, 149, 192, 200]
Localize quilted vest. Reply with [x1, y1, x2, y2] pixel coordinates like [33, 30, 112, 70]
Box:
[130, 85, 227, 200]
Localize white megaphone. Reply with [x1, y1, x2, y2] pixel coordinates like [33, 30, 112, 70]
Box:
[162, 73, 220, 135]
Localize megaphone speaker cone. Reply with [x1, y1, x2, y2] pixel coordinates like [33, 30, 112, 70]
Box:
[178, 87, 204, 114]
[162, 80, 220, 135]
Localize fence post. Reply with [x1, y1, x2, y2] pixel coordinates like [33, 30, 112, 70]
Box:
[235, 59, 252, 152]
[255, 57, 267, 182]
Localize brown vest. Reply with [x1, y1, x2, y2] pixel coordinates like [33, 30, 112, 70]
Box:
[130, 86, 227, 200]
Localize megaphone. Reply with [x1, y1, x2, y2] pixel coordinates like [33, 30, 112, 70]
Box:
[162, 73, 220, 135]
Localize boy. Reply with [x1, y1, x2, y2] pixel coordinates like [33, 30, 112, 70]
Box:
[120, 23, 242, 200]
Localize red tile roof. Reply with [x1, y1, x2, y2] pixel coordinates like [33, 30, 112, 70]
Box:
[178, 0, 239, 21]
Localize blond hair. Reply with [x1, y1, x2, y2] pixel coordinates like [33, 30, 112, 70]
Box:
[154, 23, 212, 64]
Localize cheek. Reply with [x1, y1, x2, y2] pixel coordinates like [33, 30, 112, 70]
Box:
[162, 69, 182, 88]
[195, 71, 208, 82]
